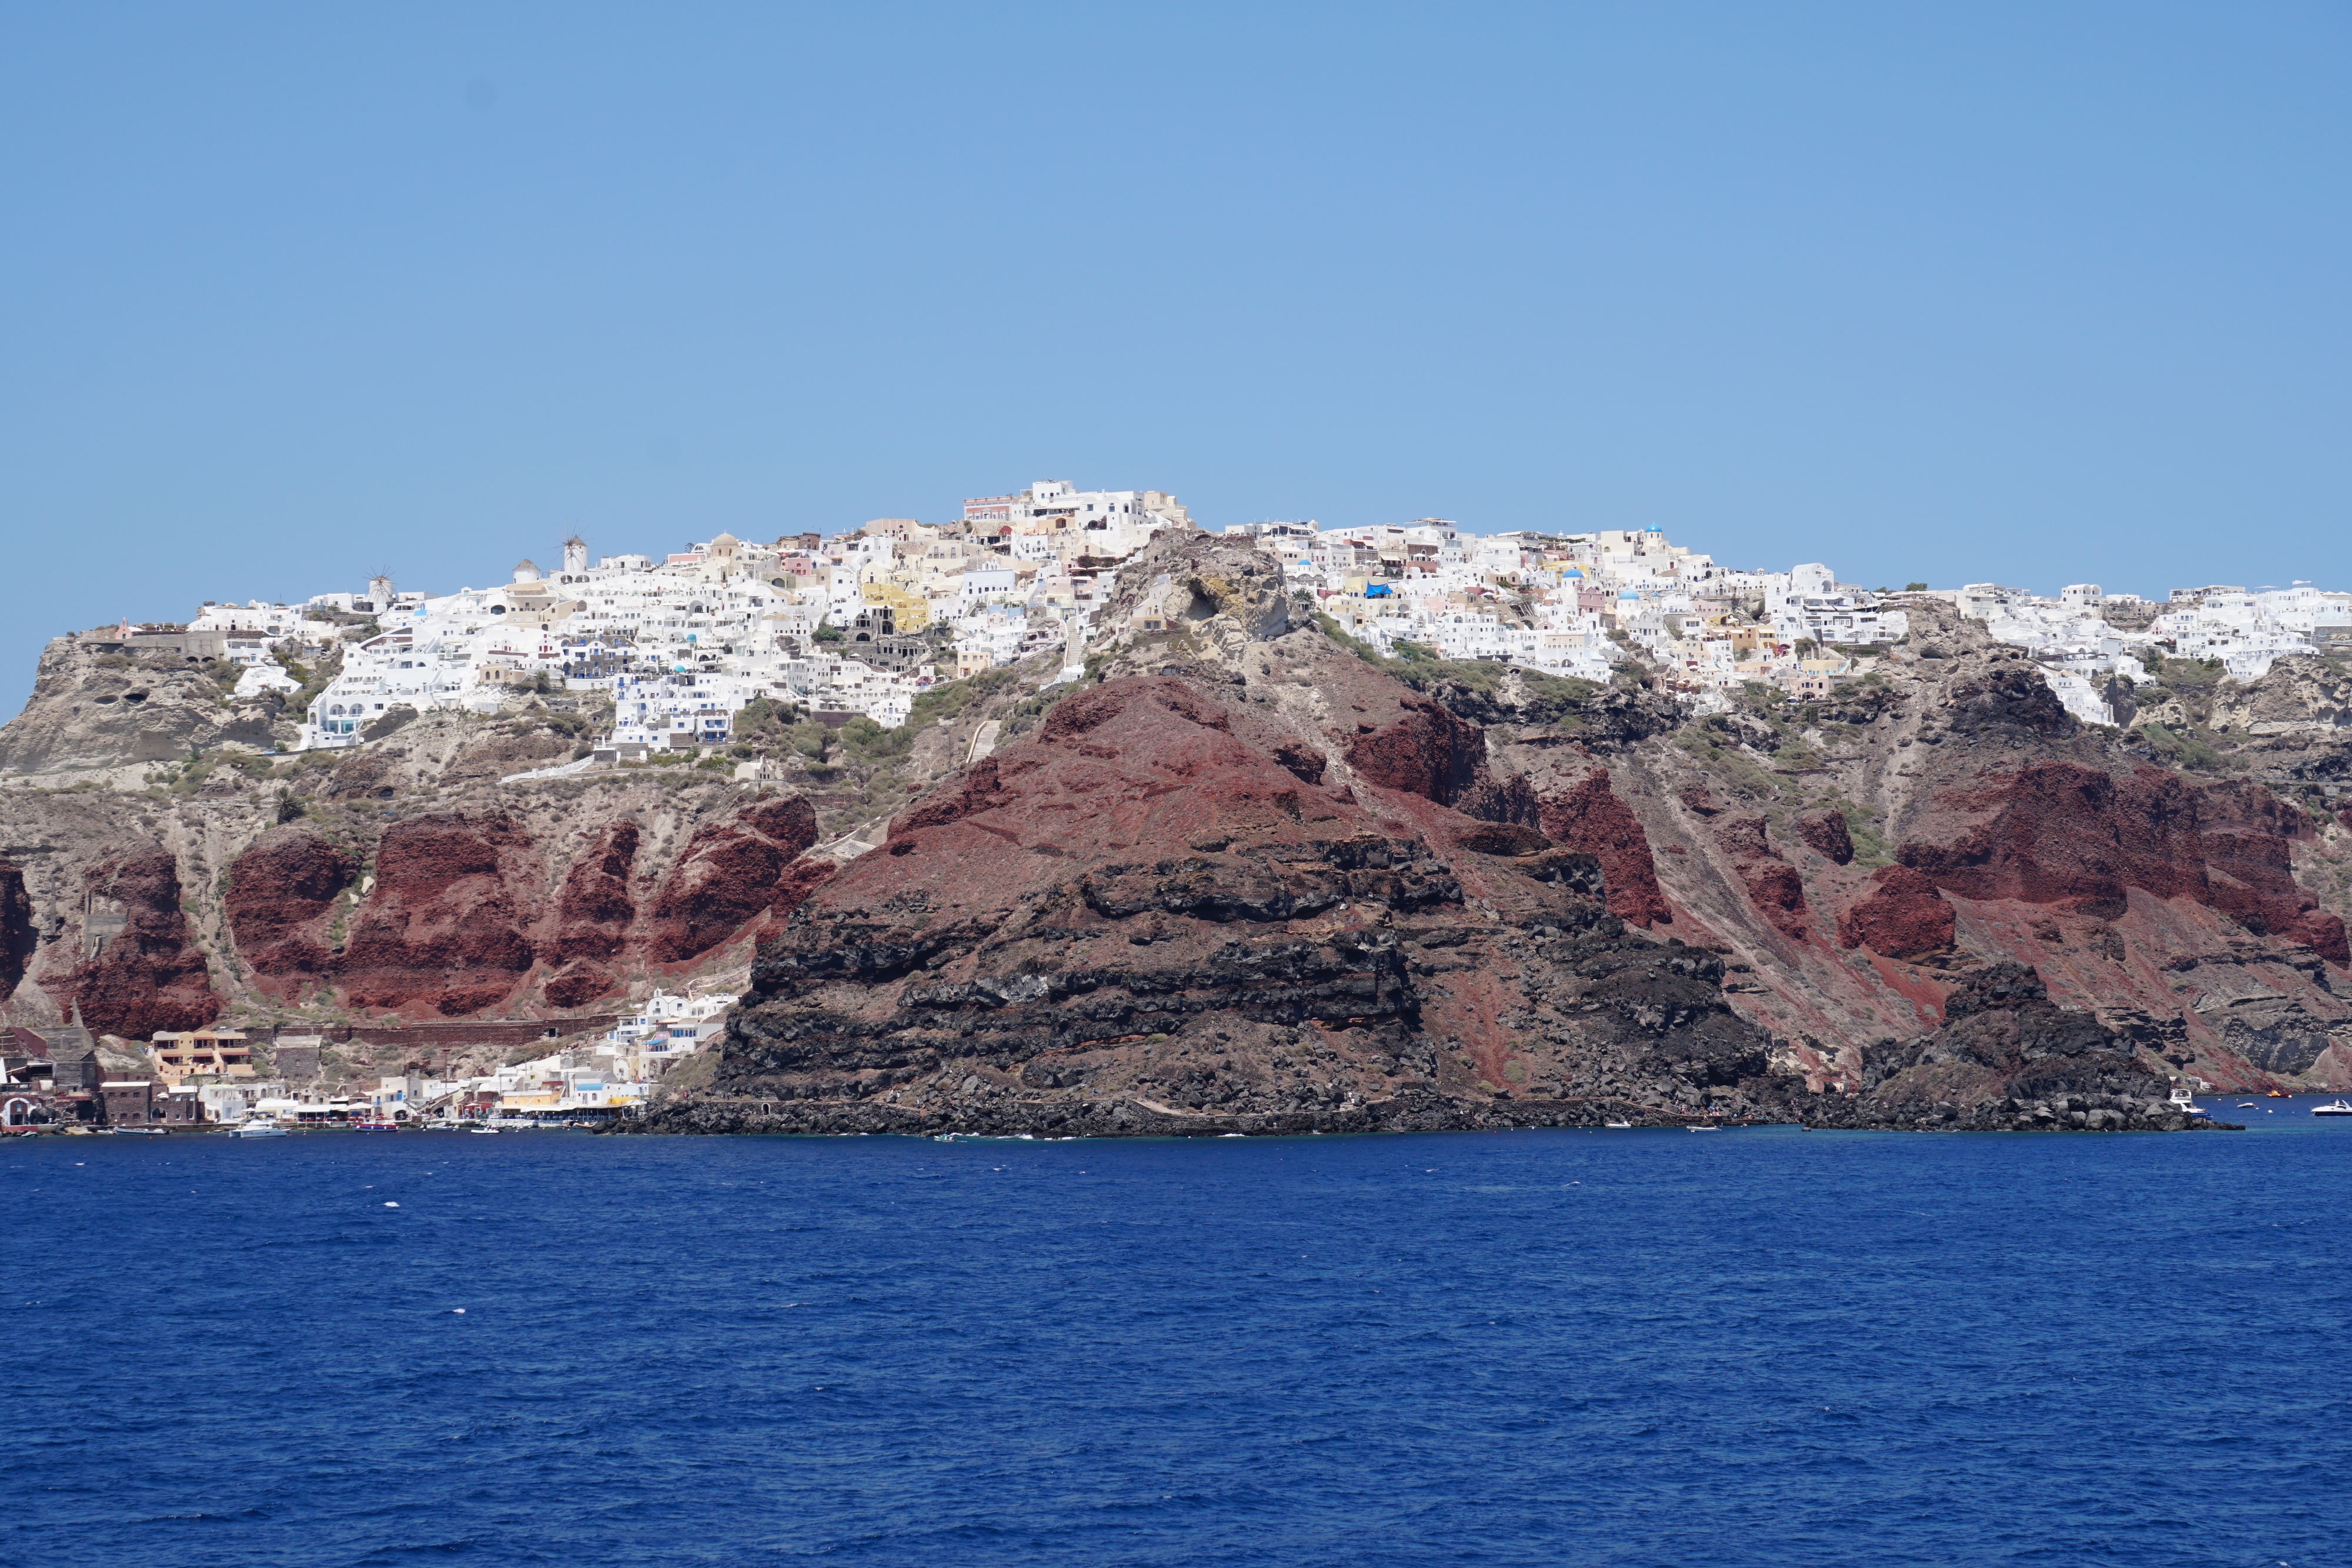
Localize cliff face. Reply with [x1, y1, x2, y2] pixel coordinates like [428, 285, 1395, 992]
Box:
[0, 756, 844, 1035]
[1483, 600, 2352, 1100]
[41, 849, 221, 1038]
[0, 861, 34, 1000]
[657, 670, 1780, 1136]
[3, 532, 2348, 1129]
[208, 796, 835, 1019]
[0, 636, 293, 774]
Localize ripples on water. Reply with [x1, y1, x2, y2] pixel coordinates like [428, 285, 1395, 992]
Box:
[11, 1110, 2350, 1567]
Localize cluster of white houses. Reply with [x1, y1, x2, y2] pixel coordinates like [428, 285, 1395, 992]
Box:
[79, 482, 2352, 763]
[0, 992, 736, 1129]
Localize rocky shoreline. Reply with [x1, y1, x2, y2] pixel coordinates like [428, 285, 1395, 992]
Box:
[614, 1094, 2237, 1137]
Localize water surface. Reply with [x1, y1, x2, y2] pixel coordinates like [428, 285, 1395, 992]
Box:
[11, 1106, 2348, 1566]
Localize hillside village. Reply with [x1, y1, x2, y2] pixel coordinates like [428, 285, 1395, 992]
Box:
[50, 477, 2352, 770]
[5, 479, 2352, 1132]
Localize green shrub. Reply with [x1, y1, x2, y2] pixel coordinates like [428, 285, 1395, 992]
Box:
[838, 716, 914, 762]
[2139, 723, 2224, 770]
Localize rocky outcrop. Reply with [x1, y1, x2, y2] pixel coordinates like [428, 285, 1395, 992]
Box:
[635, 673, 1789, 1136]
[546, 823, 641, 963]
[643, 796, 828, 964]
[1784, 964, 2208, 1131]
[43, 850, 222, 1037]
[1714, 815, 1811, 942]
[1793, 809, 1854, 864]
[225, 830, 356, 994]
[0, 860, 35, 1001]
[2209, 656, 2352, 738]
[1896, 762, 2347, 961]
[1528, 766, 1673, 927]
[1342, 694, 1535, 825]
[338, 813, 541, 1017]
[1836, 865, 1955, 958]
[0, 634, 289, 773]
[1936, 656, 2079, 738]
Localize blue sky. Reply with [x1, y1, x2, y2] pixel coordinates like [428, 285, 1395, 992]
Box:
[3, 2, 2347, 701]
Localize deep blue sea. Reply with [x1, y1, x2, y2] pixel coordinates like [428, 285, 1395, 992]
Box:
[11, 1104, 2351, 1567]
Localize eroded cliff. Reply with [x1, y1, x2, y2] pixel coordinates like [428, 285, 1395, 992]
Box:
[3, 530, 2347, 1132]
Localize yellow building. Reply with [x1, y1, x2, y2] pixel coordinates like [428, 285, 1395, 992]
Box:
[151, 1030, 255, 1086]
[860, 581, 932, 633]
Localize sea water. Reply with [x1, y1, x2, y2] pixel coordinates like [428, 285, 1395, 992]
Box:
[9, 1105, 2350, 1567]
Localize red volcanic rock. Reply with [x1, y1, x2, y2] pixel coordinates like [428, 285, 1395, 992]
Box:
[1899, 764, 2198, 914]
[643, 795, 826, 964]
[0, 860, 33, 1001]
[225, 830, 355, 994]
[1713, 815, 1773, 862]
[896, 754, 1027, 835]
[1268, 739, 1327, 784]
[1713, 816, 1810, 942]
[340, 813, 539, 1017]
[2195, 783, 2349, 961]
[1837, 865, 1955, 959]
[1343, 695, 1536, 825]
[1741, 862, 1812, 941]
[1898, 762, 2346, 963]
[543, 958, 619, 1009]
[869, 678, 1409, 917]
[1534, 767, 1672, 927]
[1793, 810, 1854, 864]
[548, 822, 639, 962]
[45, 850, 220, 1037]
[684, 671, 1788, 1137]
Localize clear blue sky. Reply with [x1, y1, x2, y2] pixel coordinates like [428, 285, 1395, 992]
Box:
[4, 2, 2347, 702]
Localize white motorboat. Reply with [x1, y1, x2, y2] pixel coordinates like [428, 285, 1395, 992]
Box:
[2168, 1084, 2209, 1117]
[229, 1118, 288, 1138]
[467, 1124, 501, 1134]
[2311, 1100, 2352, 1117]
[1604, 1119, 1633, 1129]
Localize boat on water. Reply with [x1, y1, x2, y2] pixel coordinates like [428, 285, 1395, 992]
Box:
[1604, 1119, 1633, 1129]
[116, 1127, 168, 1136]
[355, 1121, 399, 1132]
[229, 1118, 288, 1138]
[2311, 1100, 2352, 1117]
[467, 1124, 501, 1134]
[2169, 1084, 2210, 1117]
[1688, 1124, 1720, 1132]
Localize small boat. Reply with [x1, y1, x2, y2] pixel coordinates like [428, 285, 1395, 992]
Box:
[2267, 1089, 2291, 1098]
[355, 1120, 399, 1132]
[2237, 1102, 2257, 1109]
[1604, 1119, 1633, 1129]
[229, 1118, 288, 1138]
[1687, 1124, 1720, 1132]
[2169, 1084, 2209, 1117]
[2311, 1100, 2352, 1117]
[467, 1124, 500, 1134]
[115, 1127, 167, 1136]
